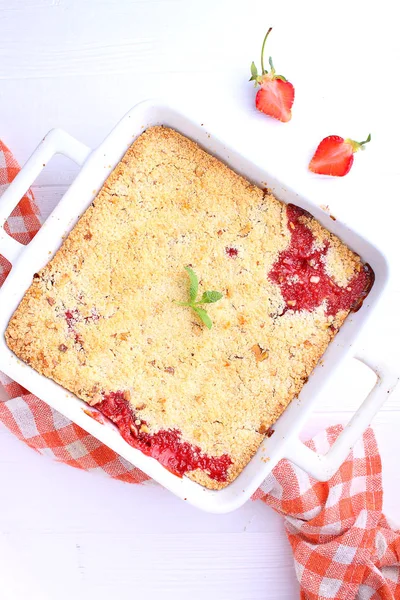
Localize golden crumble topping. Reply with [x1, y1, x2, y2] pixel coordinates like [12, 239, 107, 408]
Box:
[5, 127, 373, 489]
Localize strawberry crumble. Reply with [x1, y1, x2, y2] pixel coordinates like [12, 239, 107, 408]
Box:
[5, 126, 373, 489]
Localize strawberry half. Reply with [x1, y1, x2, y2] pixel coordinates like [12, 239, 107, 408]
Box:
[309, 134, 371, 177]
[250, 28, 295, 123]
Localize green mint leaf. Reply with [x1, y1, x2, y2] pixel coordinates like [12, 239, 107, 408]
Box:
[193, 307, 212, 330]
[184, 266, 198, 303]
[199, 291, 223, 304]
[175, 267, 223, 329]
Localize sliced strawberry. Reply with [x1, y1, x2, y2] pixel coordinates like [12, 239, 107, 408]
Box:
[256, 78, 295, 123]
[250, 28, 295, 123]
[309, 134, 371, 177]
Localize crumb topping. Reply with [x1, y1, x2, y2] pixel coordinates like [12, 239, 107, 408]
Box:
[5, 126, 373, 489]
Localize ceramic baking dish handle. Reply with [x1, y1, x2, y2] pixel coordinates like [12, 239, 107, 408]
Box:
[284, 353, 398, 481]
[0, 129, 91, 263]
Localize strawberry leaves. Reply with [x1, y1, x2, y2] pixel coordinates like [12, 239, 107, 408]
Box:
[249, 28, 272, 84]
[249, 28, 281, 82]
[249, 61, 259, 84]
[175, 267, 223, 329]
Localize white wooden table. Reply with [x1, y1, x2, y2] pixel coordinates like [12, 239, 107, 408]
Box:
[0, 1, 399, 598]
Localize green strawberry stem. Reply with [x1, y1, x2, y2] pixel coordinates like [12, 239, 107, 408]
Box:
[260, 27, 272, 75]
[359, 133, 372, 146]
[346, 133, 372, 153]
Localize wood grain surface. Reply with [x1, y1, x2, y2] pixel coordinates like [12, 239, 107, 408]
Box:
[0, 1, 399, 598]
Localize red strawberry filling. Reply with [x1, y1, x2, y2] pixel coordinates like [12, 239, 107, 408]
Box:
[225, 246, 239, 258]
[96, 391, 232, 482]
[268, 204, 373, 315]
[83, 409, 105, 424]
[65, 307, 100, 345]
[65, 309, 80, 330]
[66, 202, 372, 481]
[65, 309, 83, 344]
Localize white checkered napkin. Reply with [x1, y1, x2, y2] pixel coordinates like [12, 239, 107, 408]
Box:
[1, 139, 399, 599]
[0, 141, 41, 285]
[254, 425, 400, 599]
[0, 391, 151, 484]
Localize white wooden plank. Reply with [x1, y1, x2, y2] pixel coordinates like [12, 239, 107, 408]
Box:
[31, 184, 69, 220]
[0, 411, 399, 600]
[0, 1, 399, 599]
[0, 531, 298, 600]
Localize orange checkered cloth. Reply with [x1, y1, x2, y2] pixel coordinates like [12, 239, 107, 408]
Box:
[0, 140, 399, 599]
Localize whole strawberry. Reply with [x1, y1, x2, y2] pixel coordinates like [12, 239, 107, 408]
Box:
[250, 28, 295, 123]
[309, 134, 371, 177]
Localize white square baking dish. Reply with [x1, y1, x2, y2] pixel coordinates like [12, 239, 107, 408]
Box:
[0, 100, 397, 513]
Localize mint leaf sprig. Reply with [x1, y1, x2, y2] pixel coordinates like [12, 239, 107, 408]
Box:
[175, 267, 223, 329]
